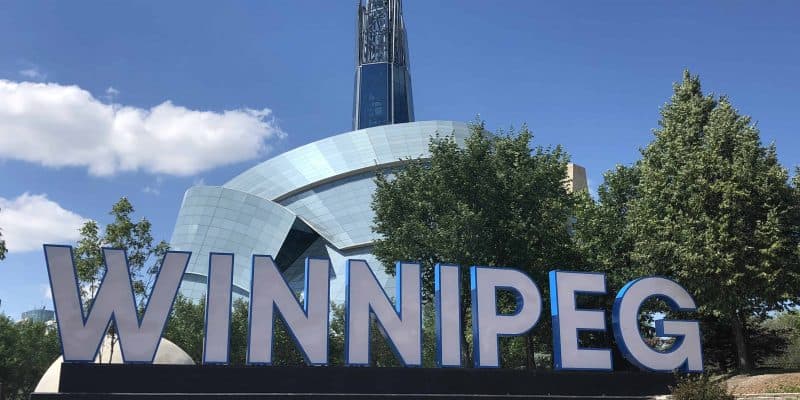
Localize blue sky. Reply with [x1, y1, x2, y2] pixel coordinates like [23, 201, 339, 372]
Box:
[0, 1, 798, 319]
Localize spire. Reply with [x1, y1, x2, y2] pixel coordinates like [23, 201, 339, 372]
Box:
[353, 0, 415, 130]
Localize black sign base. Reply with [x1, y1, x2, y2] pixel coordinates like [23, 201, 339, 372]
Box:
[32, 364, 676, 399]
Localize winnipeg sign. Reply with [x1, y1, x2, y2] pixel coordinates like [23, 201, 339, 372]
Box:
[43, 245, 702, 372]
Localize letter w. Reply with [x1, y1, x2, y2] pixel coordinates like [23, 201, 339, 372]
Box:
[44, 245, 189, 363]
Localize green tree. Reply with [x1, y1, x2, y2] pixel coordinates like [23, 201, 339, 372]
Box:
[762, 312, 800, 369]
[162, 296, 206, 363]
[573, 164, 642, 288]
[629, 71, 800, 372]
[372, 121, 577, 368]
[9, 319, 61, 399]
[162, 297, 305, 366]
[0, 314, 61, 400]
[0, 315, 16, 398]
[74, 197, 169, 308]
[229, 299, 250, 365]
[571, 164, 643, 368]
[72, 197, 169, 362]
[327, 302, 438, 367]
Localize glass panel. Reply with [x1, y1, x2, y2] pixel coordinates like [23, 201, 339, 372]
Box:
[393, 65, 409, 123]
[358, 63, 391, 129]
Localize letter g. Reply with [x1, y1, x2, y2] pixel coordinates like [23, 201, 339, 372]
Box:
[612, 277, 703, 372]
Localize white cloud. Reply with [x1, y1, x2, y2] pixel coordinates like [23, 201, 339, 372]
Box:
[0, 80, 285, 176]
[0, 193, 87, 253]
[19, 67, 46, 81]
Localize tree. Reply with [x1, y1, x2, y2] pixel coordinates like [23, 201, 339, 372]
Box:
[628, 71, 800, 372]
[229, 299, 250, 365]
[8, 319, 61, 399]
[573, 164, 642, 288]
[74, 197, 169, 308]
[0, 315, 16, 398]
[72, 197, 169, 362]
[571, 164, 643, 369]
[0, 314, 61, 400]
[327, 302, 439, 367]
[761, 312, 800, 369]
[372, 121, 577, 368]
[162, 296, 206, 363]
[163, 297, 305, 366]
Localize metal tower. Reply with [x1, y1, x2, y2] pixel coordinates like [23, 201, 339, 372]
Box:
[353, 0, 414, 130]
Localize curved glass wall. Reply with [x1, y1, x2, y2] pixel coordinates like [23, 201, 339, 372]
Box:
[170, 121, 471, 303]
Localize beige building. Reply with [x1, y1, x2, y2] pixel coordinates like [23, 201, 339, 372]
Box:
[566, 163, 588, 193]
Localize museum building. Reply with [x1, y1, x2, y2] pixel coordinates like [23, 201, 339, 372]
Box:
[168, 0, 586, 304]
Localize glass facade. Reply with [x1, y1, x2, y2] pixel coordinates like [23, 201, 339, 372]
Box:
[170, 121, 471, 304]
[21, 308, 55, 323]
[168, 1, 447, 305]
[353, 0, 414, 130]
[357, 64, 391, 129]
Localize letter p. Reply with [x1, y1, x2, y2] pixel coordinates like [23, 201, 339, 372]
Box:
[470, 266, 542, 368]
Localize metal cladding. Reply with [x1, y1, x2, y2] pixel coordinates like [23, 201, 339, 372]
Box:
[170, 121, 471, 305]
[353, 0, 414, 130]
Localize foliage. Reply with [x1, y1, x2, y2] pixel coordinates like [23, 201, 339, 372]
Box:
[701, 315, 789, 371]
[162, 297, 443, 367]
[164, 298, 438, 367]
[162, 297, 304, 366]
[0, 314, 61, 400]
[71, 197, 169, 362]
[573, 164, 642, 288]
[372, 120, 577, 368]
[328, 302, 439, 367]
[162, 296, 206, 363]
[74, 197, 169, 308]
[229, 299, 250, 365]
[669, 374, 734, 400]
[627, 71, 800, 371]
[163, 301, 444, 367]
[571, 164, 644, 369]
[760, 312, 800, 369]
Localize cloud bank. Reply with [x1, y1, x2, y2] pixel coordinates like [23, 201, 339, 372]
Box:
[0, 80, 285, 176]
[0, 193, 87, 253]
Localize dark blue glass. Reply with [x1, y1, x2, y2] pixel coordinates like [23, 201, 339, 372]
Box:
[392, 66, 409, 124]
[353, 0, 414, 130]
[358, 63, 392, 129]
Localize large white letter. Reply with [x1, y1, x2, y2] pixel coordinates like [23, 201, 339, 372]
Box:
[612, 277, 703, 372]
[470, 266, 542, 368]
[434, 263, 462, 367]
[45, 245, 189, 363]
[247, 256, 330, 365]
[203, 252, 234, 364]
[345, 260, 422, 366]
[549, 270, 612, 371]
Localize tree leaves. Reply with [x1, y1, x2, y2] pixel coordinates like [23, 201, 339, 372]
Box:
[0, 315, 61, 400]
[73, 197, 169, 309]
[371, 120, 576, 367]
[628, 70, 800, 370]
